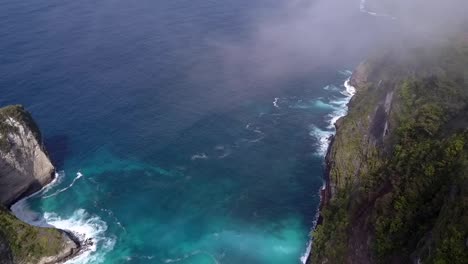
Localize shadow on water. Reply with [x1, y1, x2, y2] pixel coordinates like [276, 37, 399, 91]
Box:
[45, 135, 70, 169]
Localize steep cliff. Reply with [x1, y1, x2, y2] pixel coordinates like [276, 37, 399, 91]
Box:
[310, 39, 468, 263]
[0, 105, 79, 264]
[0, 105, 55, 206]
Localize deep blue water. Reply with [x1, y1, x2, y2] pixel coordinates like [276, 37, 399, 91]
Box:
[0, 0, 378, 263]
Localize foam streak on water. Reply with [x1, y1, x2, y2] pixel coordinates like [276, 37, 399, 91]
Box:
[10, 172, 63, 223]
[307, 76, 356, 157]
[273, 97, 280, 108]
[43, 172, 84, 199]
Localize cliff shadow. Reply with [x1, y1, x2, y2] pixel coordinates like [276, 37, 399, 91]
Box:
[44, 135, 70, 169]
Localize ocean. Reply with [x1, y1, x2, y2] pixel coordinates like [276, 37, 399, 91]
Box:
[0, 0, 378, 263]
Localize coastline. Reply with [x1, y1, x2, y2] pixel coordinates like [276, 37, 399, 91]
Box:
[303, 77, 357, 263]
[9, 172, 85, 264]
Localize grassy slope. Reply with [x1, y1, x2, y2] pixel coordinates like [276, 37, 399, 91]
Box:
[0, 206, 66, 263]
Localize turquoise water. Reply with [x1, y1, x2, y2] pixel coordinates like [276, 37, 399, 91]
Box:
[19, 73, 354, 264]
[0, 0, 369, 263]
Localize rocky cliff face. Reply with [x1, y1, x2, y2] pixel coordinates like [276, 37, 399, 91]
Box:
[310, 39, 468, 263]
[0, 105, 55, 207]
[0, 105, 80, 264]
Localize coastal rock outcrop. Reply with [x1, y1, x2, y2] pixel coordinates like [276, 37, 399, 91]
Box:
[0, 105, 55, 206]
[0, 105, 80, 264]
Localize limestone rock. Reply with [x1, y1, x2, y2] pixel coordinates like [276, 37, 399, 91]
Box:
[0, 105, 55, 206]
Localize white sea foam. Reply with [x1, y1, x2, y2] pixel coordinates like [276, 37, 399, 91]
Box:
[289, 99, 308, 109]
[344, 78, 356, 96]
[245, 123, 262, 134]
[249, 135, 265, 143]
[215, 145, 232, 159]
[300, 241, 312, 264]
[191, 153, 209, 160]
[325, 78, 356, 129]
[313, 99, 338, 110]
[273, 97, 280, 108]
[101, 207, 126, 233]
[250, 131, 265, 143]
[17, 171, 64, 201]
[300, 180, 326, 264]
[10, 171, 64, 222]
[11, 171, 115, 264]
[360, 0, 372, 14]
[298, 77, 357, 156]
[44, 209, 116, 264]
[301, 77, 357, 263]
[327, 111, 343, 130]
[323, 84, 339, 91]
[45, 171, 65, 192]
[244, 123, 265, 143]
[309, 125, 333, 156]
[338, 70, 353, 77]
[43, 172, 84, 199]
[163, 250, 219, 264]
[125, 255, 155, 262]
[329, 96, 348, 107]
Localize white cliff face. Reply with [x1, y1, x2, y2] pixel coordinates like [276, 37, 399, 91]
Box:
[0, 111, 55, 206]
[0, 105, 80, 264]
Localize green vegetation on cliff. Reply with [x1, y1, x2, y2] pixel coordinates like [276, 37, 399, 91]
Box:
[0, 105, 77, 263]
[310, 39, 468, 263]
[0, 206, 66, 263]
[0, 105, 42, 152]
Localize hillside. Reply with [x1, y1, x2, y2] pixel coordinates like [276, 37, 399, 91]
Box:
[310, 37, 468, 263]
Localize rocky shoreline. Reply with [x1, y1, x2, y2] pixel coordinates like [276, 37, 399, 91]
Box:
[0, 105, 82, 264]
[316, 66, 363, 227]
[8, 175, 88, 264]
[317, 134, 335, 227]
[304, 69, 362, 263]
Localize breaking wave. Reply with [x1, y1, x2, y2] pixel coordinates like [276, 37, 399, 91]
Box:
[301, 76, 357, 262]
[45, 209, 116, 264]
[309, 125, 333, 156]
[11, 171, 115, 264]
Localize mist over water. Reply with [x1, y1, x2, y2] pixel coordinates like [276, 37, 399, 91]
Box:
[0, 0, 389, 263]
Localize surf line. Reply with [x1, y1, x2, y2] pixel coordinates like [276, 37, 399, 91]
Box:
[10, 171, 63, 221]
[301, 77, 357, 264]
